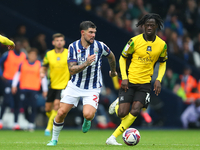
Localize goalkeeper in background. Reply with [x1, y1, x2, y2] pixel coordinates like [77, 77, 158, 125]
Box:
[40, 33, 70, 136]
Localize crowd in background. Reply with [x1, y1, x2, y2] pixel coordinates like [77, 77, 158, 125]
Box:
[0, 0, 200, 129]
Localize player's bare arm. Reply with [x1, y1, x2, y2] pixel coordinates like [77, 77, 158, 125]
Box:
[40, 66, 47, 78]
[68, 54, 96, 75]
[107, 51, 117, 77]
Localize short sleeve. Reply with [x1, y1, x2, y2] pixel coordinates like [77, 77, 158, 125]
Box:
[42, 53, 49, 67]
[159, 43, 168, 62]
[67, 44, 77, 63]
[101, 42, 110, 57]
[121, 38, 134, 58]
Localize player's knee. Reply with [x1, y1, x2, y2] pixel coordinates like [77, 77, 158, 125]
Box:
[118, 109, 129, 118]
[130, 108, 140, 116]
[53, 104, 59, 111]
[45, 107, 51, 112]
[57, 109, 67, 119]
[83, 112, 94, 120]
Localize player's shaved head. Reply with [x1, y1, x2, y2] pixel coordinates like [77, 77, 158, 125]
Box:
[80, 21, 96, 31]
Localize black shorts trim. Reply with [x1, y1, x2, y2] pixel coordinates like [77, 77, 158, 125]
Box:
[46, 88, 62, 102]
[118, 82, 151, 108]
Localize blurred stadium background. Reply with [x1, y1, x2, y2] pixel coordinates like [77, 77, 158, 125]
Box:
[0, 0, 200, 130]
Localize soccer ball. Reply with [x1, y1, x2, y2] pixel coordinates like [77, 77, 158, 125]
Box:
[122, 128, 141, 146]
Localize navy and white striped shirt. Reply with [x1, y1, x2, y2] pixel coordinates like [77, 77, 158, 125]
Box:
[68, 39, 110, 89]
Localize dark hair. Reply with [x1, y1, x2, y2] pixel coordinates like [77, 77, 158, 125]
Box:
[28, 47, 38, 54]
[52, 33, 65, 40]
[80, 21, 96, 31]
[136, 13, 163, 30]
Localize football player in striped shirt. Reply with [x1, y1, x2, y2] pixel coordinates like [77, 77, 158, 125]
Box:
[47, 21, 117, 146]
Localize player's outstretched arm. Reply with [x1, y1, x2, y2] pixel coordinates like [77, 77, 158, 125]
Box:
[68, 54, 96, 75]
[107, 51, 117, 77]
[0, 35, 15, 50]
[119, 56, 129, 92]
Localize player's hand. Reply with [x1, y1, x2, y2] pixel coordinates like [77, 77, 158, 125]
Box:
[40, 72, 46, 79]
[109, 71, 117, 77]
[154, 80, 161, 96]
[86, 54, 96, 66]
[7, 43, 15, 50]
[11, 87, 17, 94]
[121, 79, 129, 92]
[42, 91, 47, 98]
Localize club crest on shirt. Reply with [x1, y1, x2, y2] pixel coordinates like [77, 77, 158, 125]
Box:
[57, 57, 60, 61]
[94, 48, 98, 54]
[146, 46, 152, 55]
[77, 49, 81, 53]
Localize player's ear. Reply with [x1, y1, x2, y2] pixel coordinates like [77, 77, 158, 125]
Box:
[81, 30, 85, 35]
[52, 40, 55, 46]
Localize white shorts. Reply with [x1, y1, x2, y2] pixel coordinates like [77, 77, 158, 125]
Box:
[60, 81, 101, 109]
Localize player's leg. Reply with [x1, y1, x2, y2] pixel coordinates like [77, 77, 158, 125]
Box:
[46, 98, 60, 134]
[46, 89, 61, 135]
[13, 89, 21, 130]
[44, 88, 55, 136]
[27, 91, 38, 131]
[82, 104, 96, 133]
[106, 86, 135, 145]
[106, 103, 131, 145]
[108, 97, 119, 115]
[82, 93, 100, 133]
[0, 80, 12, 129]
[45, 102, 53, 135]
[47, 94, 79, 146]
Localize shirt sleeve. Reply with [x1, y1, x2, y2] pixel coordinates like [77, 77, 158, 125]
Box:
[0, 35, 14, 46]
[159, 43, 168, 62]
[101, 42, 110, 57]
[67, 44, 77, 63]
[42, 53, 49, 67]
[121, 38, 134, 58]
[41, 76, 48, 92]
[12, 71, 20, 87]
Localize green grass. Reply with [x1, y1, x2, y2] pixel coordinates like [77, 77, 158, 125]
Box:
[0, 129, 200, 150]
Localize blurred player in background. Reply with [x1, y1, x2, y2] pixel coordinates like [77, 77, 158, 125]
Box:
[40, 33, 70, 136]
[11, 48, 48, 131]
[47, 21, 117, 146]
[106, 13, 168, 145]
[0, 39, 26, 130]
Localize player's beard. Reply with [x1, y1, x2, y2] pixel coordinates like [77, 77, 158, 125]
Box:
[84, 37, 94, 45]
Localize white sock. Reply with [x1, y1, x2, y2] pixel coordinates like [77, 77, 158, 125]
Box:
[28, 123, 35, 129]
[0, 119, 2, 124]
[51, 119, 64, 141]
[110, 135, 116, 139]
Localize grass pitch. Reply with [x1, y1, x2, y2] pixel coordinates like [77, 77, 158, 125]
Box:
[0, 129, 199, 150]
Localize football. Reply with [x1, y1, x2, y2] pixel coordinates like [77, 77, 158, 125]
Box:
[122, 128, 141, 146]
